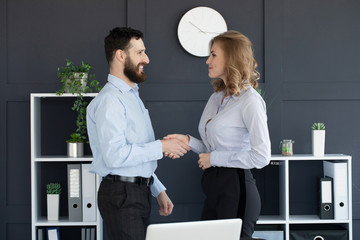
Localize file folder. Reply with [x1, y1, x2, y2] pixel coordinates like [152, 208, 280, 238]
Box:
[323, 161, 348, 220]
[86, 228, 91, 240]
[319, 177, 334, 219]
[82, 163, 97, 222]
[90, 227, 96, 240]
[37, 228, 44, 240]
[81, 228, 86, 240]
[67, 164, 82, 221]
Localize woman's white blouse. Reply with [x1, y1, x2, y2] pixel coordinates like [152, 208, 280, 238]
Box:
[189, 87, 271, 169]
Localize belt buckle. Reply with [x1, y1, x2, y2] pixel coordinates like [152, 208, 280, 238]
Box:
[147, 177, 154, 186]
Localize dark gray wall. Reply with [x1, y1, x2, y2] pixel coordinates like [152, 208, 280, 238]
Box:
[1, 0, 359, 239]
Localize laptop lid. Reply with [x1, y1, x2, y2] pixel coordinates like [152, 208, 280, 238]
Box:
[145, 218, 242, 240]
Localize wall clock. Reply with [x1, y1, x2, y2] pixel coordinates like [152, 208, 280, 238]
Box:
[177, 6, 228, 57]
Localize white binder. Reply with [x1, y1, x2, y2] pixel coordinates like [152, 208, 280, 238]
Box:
[67, 164, 82, 221]
[323, 161, 348, 220]
[82, 163, 97, 222]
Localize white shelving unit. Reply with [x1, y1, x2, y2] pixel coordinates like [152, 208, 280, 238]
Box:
[30, 93, 102, 240]
[31, 94, 352, 240]
[257, 154, 352, 240]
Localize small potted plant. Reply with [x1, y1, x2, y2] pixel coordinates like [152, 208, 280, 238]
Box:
[56, 59, 100, 95]
[56, 59, 101, 157]
[312, 122, 326, 156]
[67, 133, 85, 157]
[47, 183, 62, 221]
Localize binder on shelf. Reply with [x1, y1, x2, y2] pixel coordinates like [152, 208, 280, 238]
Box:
[46, 227, 60, 240]
[253, 230, 283, 240]
[37, 228, 44, 240]
[323, 161, 348, 220]
[90, 227, 96, 240]
[319, 177, 334, 219]
[81, 228, 86, 240]
[81, 227, 95, 240]
[82, 163, 97, 222]
[86, 228, 91, 240]
[67, 164, 82, 221]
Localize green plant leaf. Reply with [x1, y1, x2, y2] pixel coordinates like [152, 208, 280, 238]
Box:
[56, 59, 102, 143]
[46, 183, 62, 194]
[312, 122, 325, 130]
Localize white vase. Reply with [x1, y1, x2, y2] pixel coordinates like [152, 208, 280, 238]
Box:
[47, 194, 60, 221]
[64, 72, 88, 93]
[312, 130, 325, 156]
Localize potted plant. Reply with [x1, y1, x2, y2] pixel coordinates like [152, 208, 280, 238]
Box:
[67, 133, 85, 157]
[312, 122, 326, 156]
[56, 59, 100, 95]
[47, 183, 62, 221]
[56, 59, 102, 157]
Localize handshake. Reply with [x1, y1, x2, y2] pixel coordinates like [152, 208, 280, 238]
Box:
[161, 134, 211, 170]
[160, 134, 190, 159]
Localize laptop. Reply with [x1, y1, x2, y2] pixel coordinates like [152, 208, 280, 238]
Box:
[145, 218, 242, 240]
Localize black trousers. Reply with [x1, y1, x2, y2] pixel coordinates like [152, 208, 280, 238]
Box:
[97, 179, 152, 240]
[201, 167, 261, 238]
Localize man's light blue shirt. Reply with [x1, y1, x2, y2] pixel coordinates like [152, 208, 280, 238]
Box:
[87, 74, 165, 197]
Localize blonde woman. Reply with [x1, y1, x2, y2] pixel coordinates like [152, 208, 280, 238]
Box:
[165, 31, 271, 239]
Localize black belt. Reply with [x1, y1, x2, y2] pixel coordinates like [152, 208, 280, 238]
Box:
[104, 174, 154, 187]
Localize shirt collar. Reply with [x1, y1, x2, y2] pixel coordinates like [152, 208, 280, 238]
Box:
[226, 84, 252, 100]
[107, 74, 139, 93]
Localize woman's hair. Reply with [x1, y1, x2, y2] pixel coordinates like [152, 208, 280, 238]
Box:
[210, 30, 260, 96]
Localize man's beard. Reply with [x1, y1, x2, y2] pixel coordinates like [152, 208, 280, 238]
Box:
[124, 56, 147, 84]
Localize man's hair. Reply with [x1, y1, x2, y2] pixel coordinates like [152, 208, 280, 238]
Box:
[104, 27, 143, 64]
[210, 30, 260, 96]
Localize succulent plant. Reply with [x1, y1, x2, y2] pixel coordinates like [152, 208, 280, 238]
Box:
[312, 122, 325, 130]
[46, 183, 62, 195]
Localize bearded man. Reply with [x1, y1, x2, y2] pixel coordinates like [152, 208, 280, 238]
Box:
[86, 27, 190, 240]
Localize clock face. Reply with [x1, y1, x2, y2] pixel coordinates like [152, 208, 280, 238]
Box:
[177, 7, 227, 57]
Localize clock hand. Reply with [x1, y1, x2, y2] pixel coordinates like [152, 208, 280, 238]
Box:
[188, 21, 205, 33]
[188, 22, 221, 35]
[204, 31, 221, 35]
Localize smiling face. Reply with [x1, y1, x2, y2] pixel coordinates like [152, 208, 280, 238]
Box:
[124, 38, 150, 83]
[206, 41, 227, 84]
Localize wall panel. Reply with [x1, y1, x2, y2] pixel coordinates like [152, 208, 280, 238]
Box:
[6, 101, 30, 206]
[1, 0, 360, 239]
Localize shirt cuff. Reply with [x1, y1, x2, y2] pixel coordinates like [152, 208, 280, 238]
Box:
[188, 135, 206, 154]
[210, 151, 231, 167]
[147, 140, 163, 161]
[150, 174, 166, 197]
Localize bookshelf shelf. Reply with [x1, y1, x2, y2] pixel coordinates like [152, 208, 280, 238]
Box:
[34, 217, 98, 226]
[34, 156, 94, 162]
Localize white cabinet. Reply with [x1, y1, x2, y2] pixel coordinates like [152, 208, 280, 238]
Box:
[30, 93, 352, 240]
[30, 93, 102, 240]
[256, 154, 352, 240]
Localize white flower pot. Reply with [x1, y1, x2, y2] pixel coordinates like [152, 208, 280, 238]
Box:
[312, 130, 325, 156]
[47, 194, 60, 221]
[64, 72, 88, 93]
